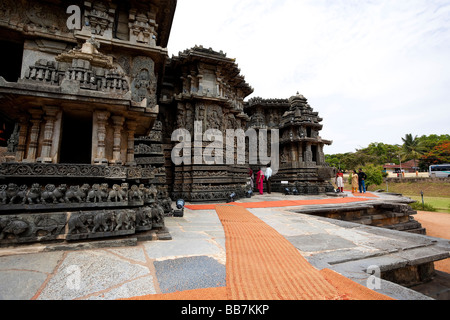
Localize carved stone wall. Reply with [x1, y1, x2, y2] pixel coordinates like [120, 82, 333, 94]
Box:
[245, 94, 335, 194]
[0, 204, 166, 245]
[165, 46, 253, 202]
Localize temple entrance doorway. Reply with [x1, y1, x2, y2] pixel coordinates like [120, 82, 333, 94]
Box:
[0, 38, 23, 82]
[59, 112, 93, 164]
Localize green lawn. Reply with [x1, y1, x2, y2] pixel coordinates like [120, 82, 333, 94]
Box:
[364, 180, 450, 213]
[408, 196, 450, 214]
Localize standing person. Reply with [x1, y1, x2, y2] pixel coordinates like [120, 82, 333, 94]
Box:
[335, 169, 344, 193]
[248, 167, 254, 190]
[256, 167, 265, 195]
[351, 170, 359, 193]
[358, 168, 367, 193]
[265, 165, 273, 194]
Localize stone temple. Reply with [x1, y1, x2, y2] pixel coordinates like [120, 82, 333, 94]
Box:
[0, 0, 336, 245]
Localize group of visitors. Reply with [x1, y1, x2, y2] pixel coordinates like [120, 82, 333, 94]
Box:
[249, 166, 368, 195]
[249, 165, 272, 195]
[335, 168, 367, 194]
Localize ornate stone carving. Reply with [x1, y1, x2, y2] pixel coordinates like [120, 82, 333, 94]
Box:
[24, 1, 68, 34]
[0, 184, 27, 204]
[129, 11, 158, 46]
[24, 60, 59, 85]
[41, 184, 67, 204]
[206, 105, 223, 130]
[83, 1, 115, 37]
[131, 56, 157, 107]
[64, 185, 90, 203]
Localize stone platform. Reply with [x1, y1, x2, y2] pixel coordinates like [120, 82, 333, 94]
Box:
[0, 191, 448, 300]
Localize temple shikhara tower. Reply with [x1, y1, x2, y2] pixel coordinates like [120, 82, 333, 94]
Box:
[0, 0, 334, 245]
[246, 94, 334, 194]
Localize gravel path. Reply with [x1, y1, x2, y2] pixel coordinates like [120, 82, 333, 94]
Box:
[415, 211, 450, 273]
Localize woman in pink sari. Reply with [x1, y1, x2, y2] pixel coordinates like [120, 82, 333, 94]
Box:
[256, 168, 265, 195]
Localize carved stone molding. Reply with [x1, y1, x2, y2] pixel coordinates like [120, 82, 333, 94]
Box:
[0, 163, 131, 179]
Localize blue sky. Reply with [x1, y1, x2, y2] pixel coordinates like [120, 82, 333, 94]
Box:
[167, 0, 450, 154]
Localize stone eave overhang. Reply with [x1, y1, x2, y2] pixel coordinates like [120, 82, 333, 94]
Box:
[244, 101, 290, 112]
[279, 137, 333, 145]
[280, 121, 324, 129]
[0, 78, 158, 134]
[172, 48, 253, 97]
[173, 91, 244, 112]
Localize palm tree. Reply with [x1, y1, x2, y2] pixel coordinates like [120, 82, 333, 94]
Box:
[401, 134, 425, 170]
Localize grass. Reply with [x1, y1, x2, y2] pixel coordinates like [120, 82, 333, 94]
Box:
[408, 196, 450, 214]
[374, 181, 450, 198]
[341, 179, 450, 213]
[409, 200, 438, 212]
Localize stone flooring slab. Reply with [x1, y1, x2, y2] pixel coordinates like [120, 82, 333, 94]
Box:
[0, 270, 48, 300]
[37, 250, 151, 300]
[286, 234, 358, 252]
[154, 256, 226, 294]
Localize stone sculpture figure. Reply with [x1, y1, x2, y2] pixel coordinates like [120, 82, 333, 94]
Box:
[99, 184, 109, 202]
[151, 202, 164, 224]
[0, 218, 29, 240]
[86, 184, 102, 203]
[92, 210, 115, 233]
[67, 212, 91, 234]
[107, 184, 125, 202]
[136, 207, 152, 227]
[146, 184, 157, 201]
[25, 184, 42, 205]
[128, 185, 142, 201]
[114, 210, 135, 231]
[34, 216, 65, 237]
[41, 184, 67, 204]
[0, 183, 27, 204]
[139, 184, 151, 202]
[120, 183, 129, 201]
[64, 185, 89, 203]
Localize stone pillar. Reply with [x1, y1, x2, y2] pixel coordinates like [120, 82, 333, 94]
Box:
[181, 76, 188, 93]
[197, 74, 203, 94]
[110, 115, 125, 165]
[15, 116, 29, 162]
[37, 106, 59, 163]
[94, 111, 110, 164]
[317, 144, 325, 165]
[305, 143, 313, 164]
[289, 144, 297, 165]
[187, 75, 194, 93]
[297, 143, 303, 163]
[24, 109, 43, 163]
[126, 120, 137, 165]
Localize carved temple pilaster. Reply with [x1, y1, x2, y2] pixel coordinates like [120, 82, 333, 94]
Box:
[24, 109, 43, 163]
[94, 111, 110, 164]
[37, 106, 59, 163]
[110, 115, 125, 165]
[126, 120, 137, 166]
[304, 143, 313, 164]
[15, 116, 29, 162]
[297, 144, 303, 163]
[317, 144, 325, 165]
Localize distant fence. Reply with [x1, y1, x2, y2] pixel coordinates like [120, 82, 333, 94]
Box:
[385, 177, 450, 183]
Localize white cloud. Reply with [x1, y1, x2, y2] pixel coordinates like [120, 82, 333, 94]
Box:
[168, 0, 450, 154]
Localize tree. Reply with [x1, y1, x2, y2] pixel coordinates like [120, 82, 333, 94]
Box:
[417, 134, 450, 151]
[420, 141, 450, 167]
[363, 164, 385, 190]
[401, 134, 425, 169]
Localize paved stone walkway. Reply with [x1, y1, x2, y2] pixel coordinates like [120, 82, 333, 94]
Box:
[0, 192, 448, 300]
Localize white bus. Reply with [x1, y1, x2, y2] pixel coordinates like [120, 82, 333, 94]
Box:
[429, 164, 450, 178]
